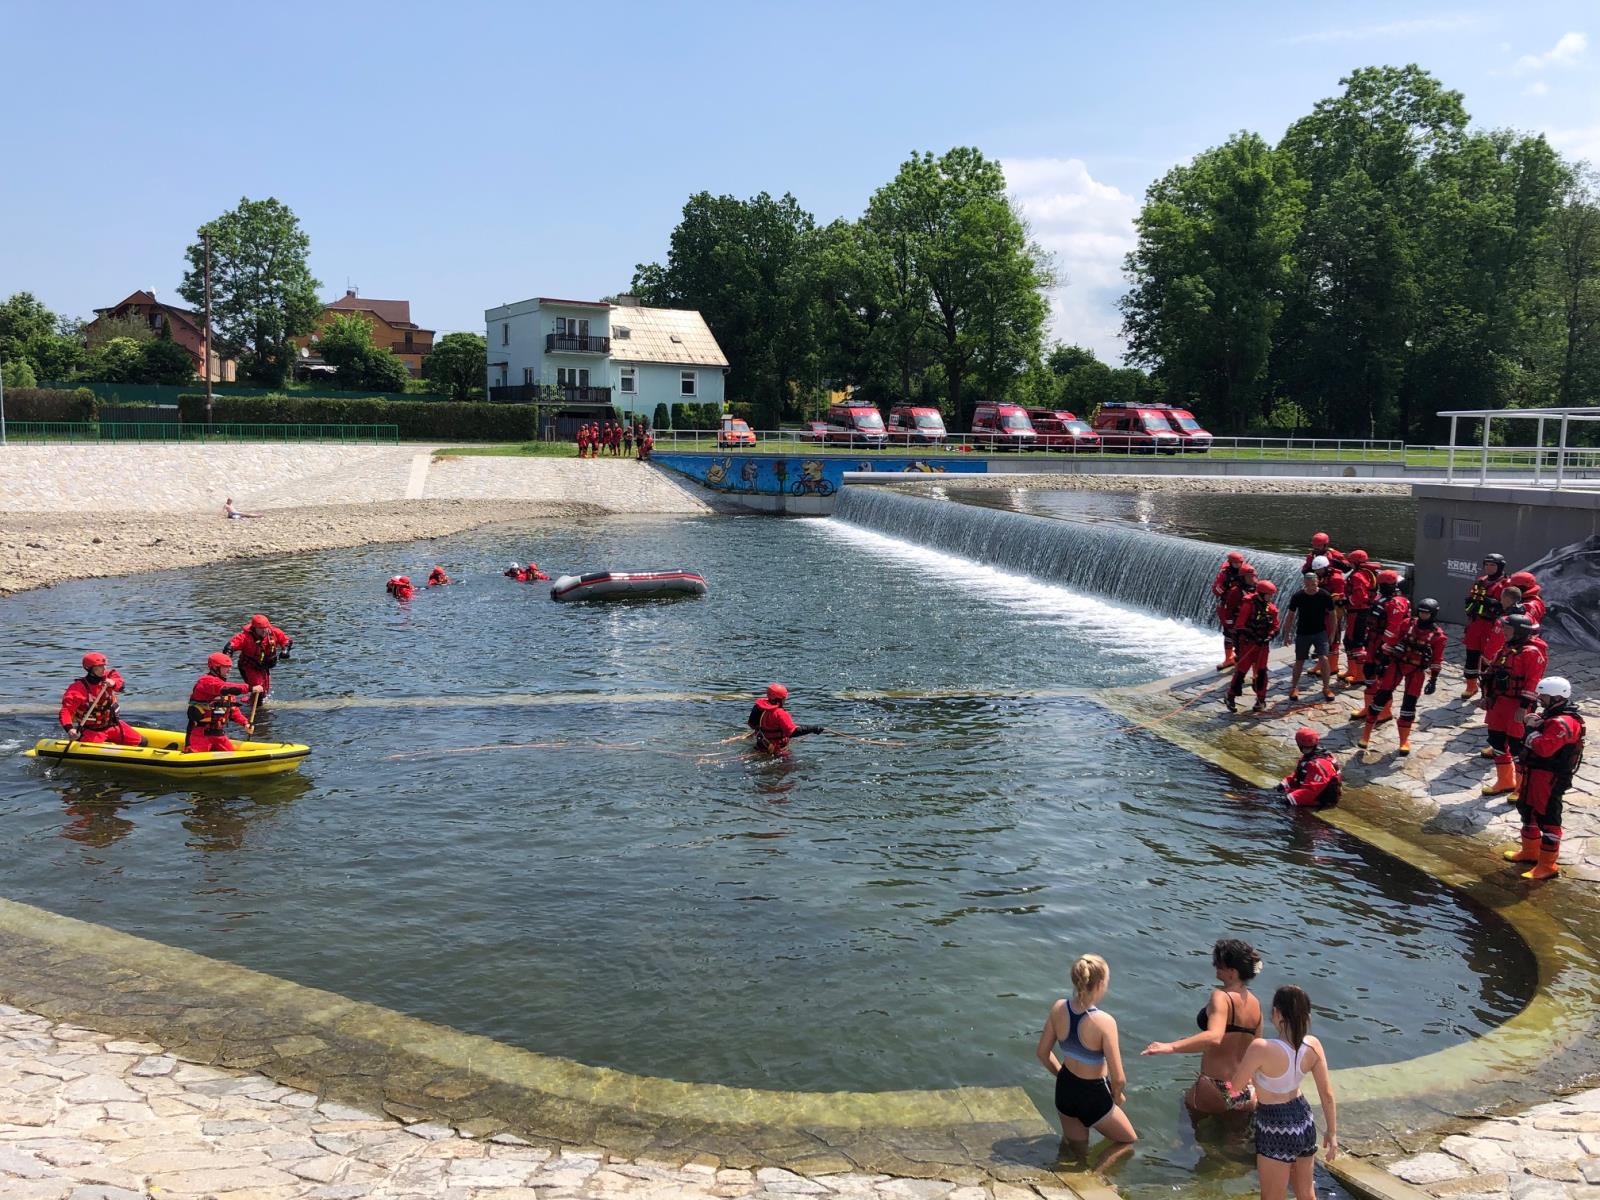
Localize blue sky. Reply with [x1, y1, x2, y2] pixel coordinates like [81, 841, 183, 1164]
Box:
[2, 1, 1596, 364]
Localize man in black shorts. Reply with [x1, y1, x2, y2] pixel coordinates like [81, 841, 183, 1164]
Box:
[1282, 572, 1337, 702]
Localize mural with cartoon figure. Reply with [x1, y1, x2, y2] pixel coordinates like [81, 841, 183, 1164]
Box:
[792, 459, 835, 497]
[651, 452, 983, 497]
[740, 459, 760, 489]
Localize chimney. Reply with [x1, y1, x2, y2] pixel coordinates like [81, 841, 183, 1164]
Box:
[345, 288, 358, 299]
[614, 294, 640, 307]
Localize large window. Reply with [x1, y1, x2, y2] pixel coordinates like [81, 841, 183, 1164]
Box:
[680, 370, 697, 397]
[620, 367, 637, 394]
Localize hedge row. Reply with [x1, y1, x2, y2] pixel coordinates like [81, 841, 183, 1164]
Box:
[669, 401, 724, 430]
[178, 393, 538, 441]
[2, 387, 99, 422]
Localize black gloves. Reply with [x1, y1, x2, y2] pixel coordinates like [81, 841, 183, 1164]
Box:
[800, 725, 824, 736]
[1424, 675, 1438, 695]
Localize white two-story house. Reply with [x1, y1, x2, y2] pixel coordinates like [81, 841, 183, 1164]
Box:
[484, 295, 727, 423]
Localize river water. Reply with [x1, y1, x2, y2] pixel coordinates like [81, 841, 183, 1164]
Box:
[0, 510, 1529, 1195]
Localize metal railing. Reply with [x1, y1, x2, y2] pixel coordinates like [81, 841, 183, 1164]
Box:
[635, 428, 1408, 459]
[545, 334, 611, 354]
[3, 422, 401, 444]
[1436, 407, 1600, 487]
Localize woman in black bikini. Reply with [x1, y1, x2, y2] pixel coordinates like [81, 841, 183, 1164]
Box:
[1140, 938, 1263, 1115]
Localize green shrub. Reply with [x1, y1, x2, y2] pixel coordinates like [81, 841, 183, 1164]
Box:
[653, 402, 671, 430]
[177, 392, 536, 440]
[3, 386, 98, 421]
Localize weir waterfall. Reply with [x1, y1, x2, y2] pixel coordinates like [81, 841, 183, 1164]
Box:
[831, 488, 1306, 626]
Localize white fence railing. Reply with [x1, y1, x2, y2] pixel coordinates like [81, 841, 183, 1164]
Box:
[639, 429, 1409, 459]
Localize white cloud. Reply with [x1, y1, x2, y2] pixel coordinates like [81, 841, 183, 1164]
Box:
[1512, 31, 1588, 74]
[1002, 157, 1140, 364]
[1286, 14, 1484, 44]
[1549, 123, 1600, 167]
[1524, 80, 1551, 97]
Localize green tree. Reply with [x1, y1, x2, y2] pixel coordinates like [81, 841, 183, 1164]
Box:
[1537, 166, 1600, 408]
[863, 148, 1053, 424]
[2, 356, 37, 389]
[0, 292, 58, 364]
[179, 197, 322, 387]
[1121, 132, 1306, 432]
[87, 337, 150, 383]
[633, 191, 817, 424]
[317, 312, 410, 393]
[139, 321, 196, 384]
[422, 331, 487, 401]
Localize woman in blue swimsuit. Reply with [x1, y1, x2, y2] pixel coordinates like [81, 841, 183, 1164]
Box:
[1035, 953, 1138, 1146]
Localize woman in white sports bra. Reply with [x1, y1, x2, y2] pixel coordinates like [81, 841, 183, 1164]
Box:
[1228, 985, 1337, 1200]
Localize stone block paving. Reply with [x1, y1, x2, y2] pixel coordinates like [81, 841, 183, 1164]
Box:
[0, 1004, 1026, 1200]
[1387, 1090, 1600, 1200]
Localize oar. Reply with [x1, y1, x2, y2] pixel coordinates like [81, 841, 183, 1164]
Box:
[48, 680, 111, 778]
[245, 690, 262, 736]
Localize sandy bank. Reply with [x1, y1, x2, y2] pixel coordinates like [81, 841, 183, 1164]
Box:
[0, 499, 611, 599]
[893, 473, 1410, 495]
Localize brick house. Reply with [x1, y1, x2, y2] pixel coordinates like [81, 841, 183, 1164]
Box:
[85, 290, 235, 382]
[296, 289, 436, 377]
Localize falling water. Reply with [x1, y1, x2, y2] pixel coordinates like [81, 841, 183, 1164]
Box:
[831, 488, 1306, 627]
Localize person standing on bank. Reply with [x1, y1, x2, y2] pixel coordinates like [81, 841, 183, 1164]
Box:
[1461, 554, 1508, 699]
[1037, 953, 1138, 1147]
[1229, 986, 1337, 1200]
[1504, 676, 1584, 881]
[1282, 572, 1337, 702]
[1141, 938, 1263, 1116]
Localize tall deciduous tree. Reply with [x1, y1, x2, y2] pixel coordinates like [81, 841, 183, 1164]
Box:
[864, 148, 1052, 424]
[423, 332, 488, 400]
[1539, 167, 1600, 409]
[1121, 132, 1305, 432]
[179, 197, 322, 387]
[632, 191, 816, 423]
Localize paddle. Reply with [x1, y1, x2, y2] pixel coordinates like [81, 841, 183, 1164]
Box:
[48, 680, 111, 778]
[245, 689, 262, 737]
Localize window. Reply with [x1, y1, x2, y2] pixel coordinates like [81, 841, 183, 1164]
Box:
[501, 323, 509, 346]
[620, 367, 637, 394]
[680, 371, 697, 397]
[404, 331, 414, 348]
[556, 317, 569, 335]
[577, 318, 589, 337]
[614, 325, 631, 340]
[523, 368, 534, 385]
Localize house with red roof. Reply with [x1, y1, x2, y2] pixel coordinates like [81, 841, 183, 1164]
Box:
[295, 289, 436, 376]
[85, 290, 236, 381]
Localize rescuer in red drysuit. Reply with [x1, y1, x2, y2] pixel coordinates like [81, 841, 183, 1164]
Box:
[1480, 614, 1549, 796]
[1299, 532, 1348, 574]
[186, 653, 261, 752]
[1212, 551, 1248, 670]
[1278, 727, 1342, 808]
[575, 424, 590, 459]
[1217, 563, 1258, 674]
[58, 653, 144, 745]
[1350, 569, 1411, 721]
[225, 614, 293, 696]
[1356, 598, 1447, 754]
[504, 562, 527, 581]
[427, 566, 450, 586]
[1460, 553, 1508, 698]
[1504, 676, 1584, 881]
[1312, 555, 1348, 678]
[1338, 551, 1380, 683]
[1226, 580, 1280, 714]
[639, 431, 654, 461]
[1504, 571, 1544, 626]
[746, 683, 824, 755]
[523, 562, 550, 581]
[386, 575, 415, 601]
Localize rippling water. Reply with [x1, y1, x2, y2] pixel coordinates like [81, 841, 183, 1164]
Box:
[0, 513, 1530, 1193]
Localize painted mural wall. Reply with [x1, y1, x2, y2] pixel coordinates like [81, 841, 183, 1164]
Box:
[653, 452, 987, 496]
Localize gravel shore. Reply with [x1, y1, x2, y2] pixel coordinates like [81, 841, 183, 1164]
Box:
[0, 500, 605, 599]
[895, 473, 1410, 495]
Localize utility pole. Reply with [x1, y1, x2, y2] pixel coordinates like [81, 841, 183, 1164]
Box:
[203, 231, 214, 428]
[0, 350, 7, 447]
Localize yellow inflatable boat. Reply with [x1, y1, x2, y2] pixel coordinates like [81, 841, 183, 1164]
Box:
[26, 726, 310, 777]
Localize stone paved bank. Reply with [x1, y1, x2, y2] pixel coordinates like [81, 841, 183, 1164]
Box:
[0, 1004, 1070, 1200]
[1388, 1091, 1600, 1200]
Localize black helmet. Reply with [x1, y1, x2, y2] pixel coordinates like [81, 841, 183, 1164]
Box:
[1415, 597, 1440, 619]
[1484, 553, 1507, 570]
[1504, 613, 1537, 640]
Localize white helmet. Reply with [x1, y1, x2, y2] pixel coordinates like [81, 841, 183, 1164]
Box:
[1311, 556, 1330, 571]
[508, 562, 520, 570]
[1536, 677, 1571, 701]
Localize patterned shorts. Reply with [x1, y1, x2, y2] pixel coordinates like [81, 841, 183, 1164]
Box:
[1252, 1096, 1317, 1163]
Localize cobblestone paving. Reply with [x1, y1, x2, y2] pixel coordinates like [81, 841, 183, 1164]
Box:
[0, 1005, 1067, 1200]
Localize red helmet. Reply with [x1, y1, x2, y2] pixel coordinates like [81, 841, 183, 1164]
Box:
[1311, 532, 1330, 547]
[1294, 727, 1320, 750]
[82, 652, 108, 671]
[766, 683, 789, 702]
[1347, 549, 1369, 566]
[207, 652, 233, 672]
[1255, 580, 1277, 596]
[250, 613, 271, 630]
[1377, 569, 1400, 587]
[1507, 571, 1537, 590]
[1240, 563, 1257, 577]
[398, 575, 411, 586]
[1226, 551, 1245, 565]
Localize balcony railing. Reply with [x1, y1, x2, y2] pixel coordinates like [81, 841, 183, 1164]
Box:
[488, 384, 614, 405]
[546, 333, 610, 354]
[389, 341, 430, 356]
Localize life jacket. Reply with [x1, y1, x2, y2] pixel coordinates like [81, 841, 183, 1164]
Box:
[753, 698, 794, 753]
[1486, 638, 1547, 700]
[1464, 573, 1505, 621]
[1523, 705, 1585, 787]
[1241, 597, 1277, 644]
[1290, 750, 1341, 806]
[187, 677, 245, 734]
[1215, 564, 1243, 599]
[74, 675, 118, 731]
[1366, 593, 1408, 647]
[240, 629, 280, 669]
[1394, 619, 1442, 670]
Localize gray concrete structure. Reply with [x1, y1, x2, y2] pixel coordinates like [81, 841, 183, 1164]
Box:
[1412, 482, 1600, 629]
